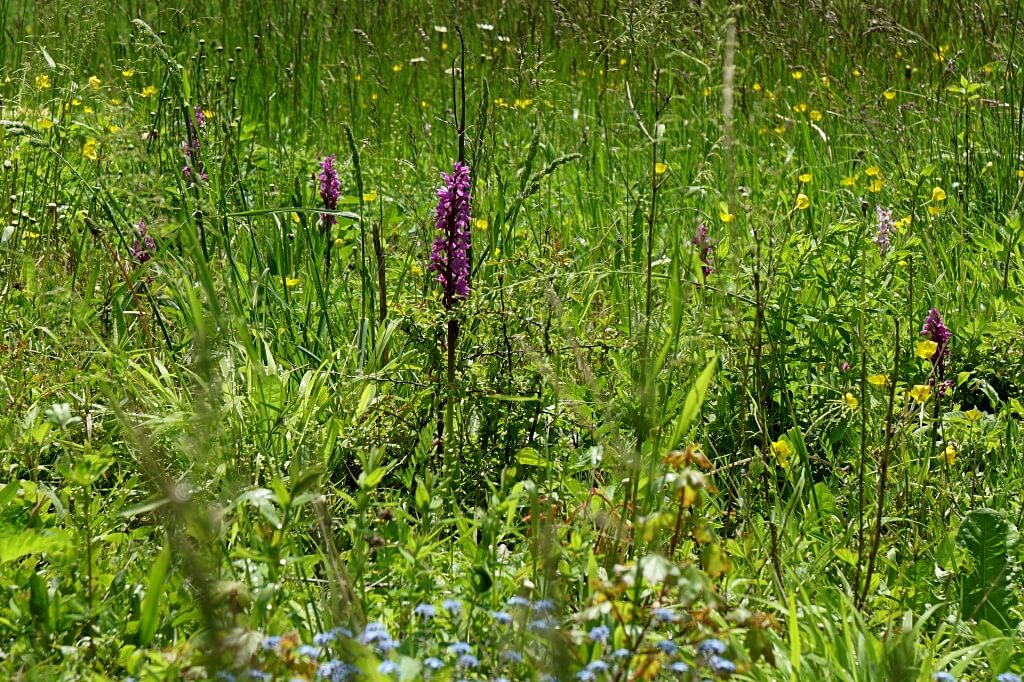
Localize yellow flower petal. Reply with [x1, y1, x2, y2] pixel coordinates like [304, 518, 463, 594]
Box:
[964, 408, 983, 421]
[809, 109, 823, 121]
[915, 340, 938, 359]
[869, 178, 884, 193]
[883, 89, 896, 101]
[121, 68, 135, 78]
[841, 175, 857, 187]
[799, 173, 812, 184]
[909, 384, 932, 404]
[363, 192, 378, 202]
[82, 138, 99, 161]
[796, 193, 810, 210]
[771, 439, 792, 468]
[718, 210, 734, 223]
[865, 166, 881, 177]
[285, 276, 301, 288]
[867, 374, 888, 388]
[140, 85, 157, 98]
[791, 70, 803, 80]
[654, 162, 668, 175]
[939, 443, 956, 465]
[931, 186, 947, 202]
[844, 393, 858, 410]
[35, 74, 51, 89]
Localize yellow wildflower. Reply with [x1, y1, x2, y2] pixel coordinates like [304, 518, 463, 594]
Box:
[852, 67, 862, 77]
[719, 209, 734, 223]
[915, 340, 938, 359]
[883, 89, 896, 101]
[1016, 169, 1024, 179]
[809, 109, 823, 121]
[39, 119, 54, 131]
[88, 75, 101, 90]
[474, 218, 488, 230]
[793, 102, 808, 113]
[909, 384, 932, 404]
[752, 82, 762, 92]
[107, 124, 120, 133]
[121, 68, 135, 78]
[654, 162, 668, 175]
[391, 64, 402, 73]
[35, 74, 51, 89]
[867, 374, 888, 388]
[791, 70, 803, 80]
[334, 238, 343, 249]
[796, 193, 810, 210]
[82, 138, 98, 161]
[362, 192, 378, 202]
[869, 178, 884, 193]
[931, 186, 947, 202]
[844, 393, 858, 410]
[140, 85, 156, 98]
[771, 439, 792, 469]
[928, 205, 942, 217]
[865, 166, 881, 177]
[285, 276, 300, 288]
[841, 175, 857, 187]
[798, 173, 812, 184]
[964, 408, 983, 422]
[939, 443, 956, 465]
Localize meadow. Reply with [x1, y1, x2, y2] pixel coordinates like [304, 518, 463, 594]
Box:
[1, 1, 1023, 680]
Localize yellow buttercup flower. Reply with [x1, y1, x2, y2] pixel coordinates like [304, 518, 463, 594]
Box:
[844, 393, 858, 410]
[865, 166, 881, 177]
[35, 74, 51, 89]
[883, 89, 896, 101]
[654, 162, 668, 175]
[363, 192, 378, 202]
[915, 340, 938, 359]
[796, 193, 810, 210]
[285, 276, 301, 288]
[909, 384, 932, 404]
[39, 119, 54, 131]
[939, 443, 956, 465]
[964, 408, 982, 421]
[791, 70, 803, 80]
[88, 75, 101, 90]
[334, 238, 343, 249]
[841, 175, 857, 187]
[809, 109, 823, 122]
[121, 68, 135, 78]
[869, 178, 884, 193]
[107, 124, 121, 133]
[771, 439, 792, 469]
[719, 210, 734, 223]
[928, 205, 942, 217]
[140, 85, 157, 98]
[932, 186, 947, 202]
[799, 173, 812, 184]
[852, 67, 862, 77]
[82, 138, 98, 161]
[867, 374, 888, 388]
[752, 82, 762, 92]
[474, 218, 488, 230]
[793, 102, 808, 113]
[1016, 169, 1024, 179]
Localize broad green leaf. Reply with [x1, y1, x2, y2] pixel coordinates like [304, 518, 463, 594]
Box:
[956, 508, 1018, 632]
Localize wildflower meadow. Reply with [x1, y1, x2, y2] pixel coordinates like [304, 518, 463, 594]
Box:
[2, 1, 1024, 680]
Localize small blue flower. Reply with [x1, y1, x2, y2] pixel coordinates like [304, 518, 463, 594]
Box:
[449, 641, 473, 655]
[330, 626, 353, 639]
[493, 678, 511, 682]
[528, 616, 558, 632]
[457, 654, 480, 669]
[655, 639, 678, 655]
[668, 661, 690, 674]
[415, 603, 437, 619]
[587, 659, 609, 673]
[996, 675, 1021, 682]
[709, 656, 736, 677]
[588, 625, 611, 643]
[533, 598, 556, 613]
[612, 648, 632, 659]
[443, 598, 463, 616]
[424, 657, 445, 671]
[652, 608, 678, 623]
[297, 645, 322, 658]
[932, 674, 956, 682]
[378, 660, 400, 675]
[376, 636, 399, 654]
[261, 635, 282, 651]
[507, 595, 531, 608]
[575, 671, 596, 682]
[500, 650, 524, 664]
[491, 610, 513, 625]
[697, 638, 727, 657]
[247, 671, 271, 681]
[313, 631, 336, 646]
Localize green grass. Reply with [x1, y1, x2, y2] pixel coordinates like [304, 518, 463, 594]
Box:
[1, 1, 1023, 680]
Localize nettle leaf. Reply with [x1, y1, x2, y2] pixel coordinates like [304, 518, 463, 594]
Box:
[956, 508, 1019, 632]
